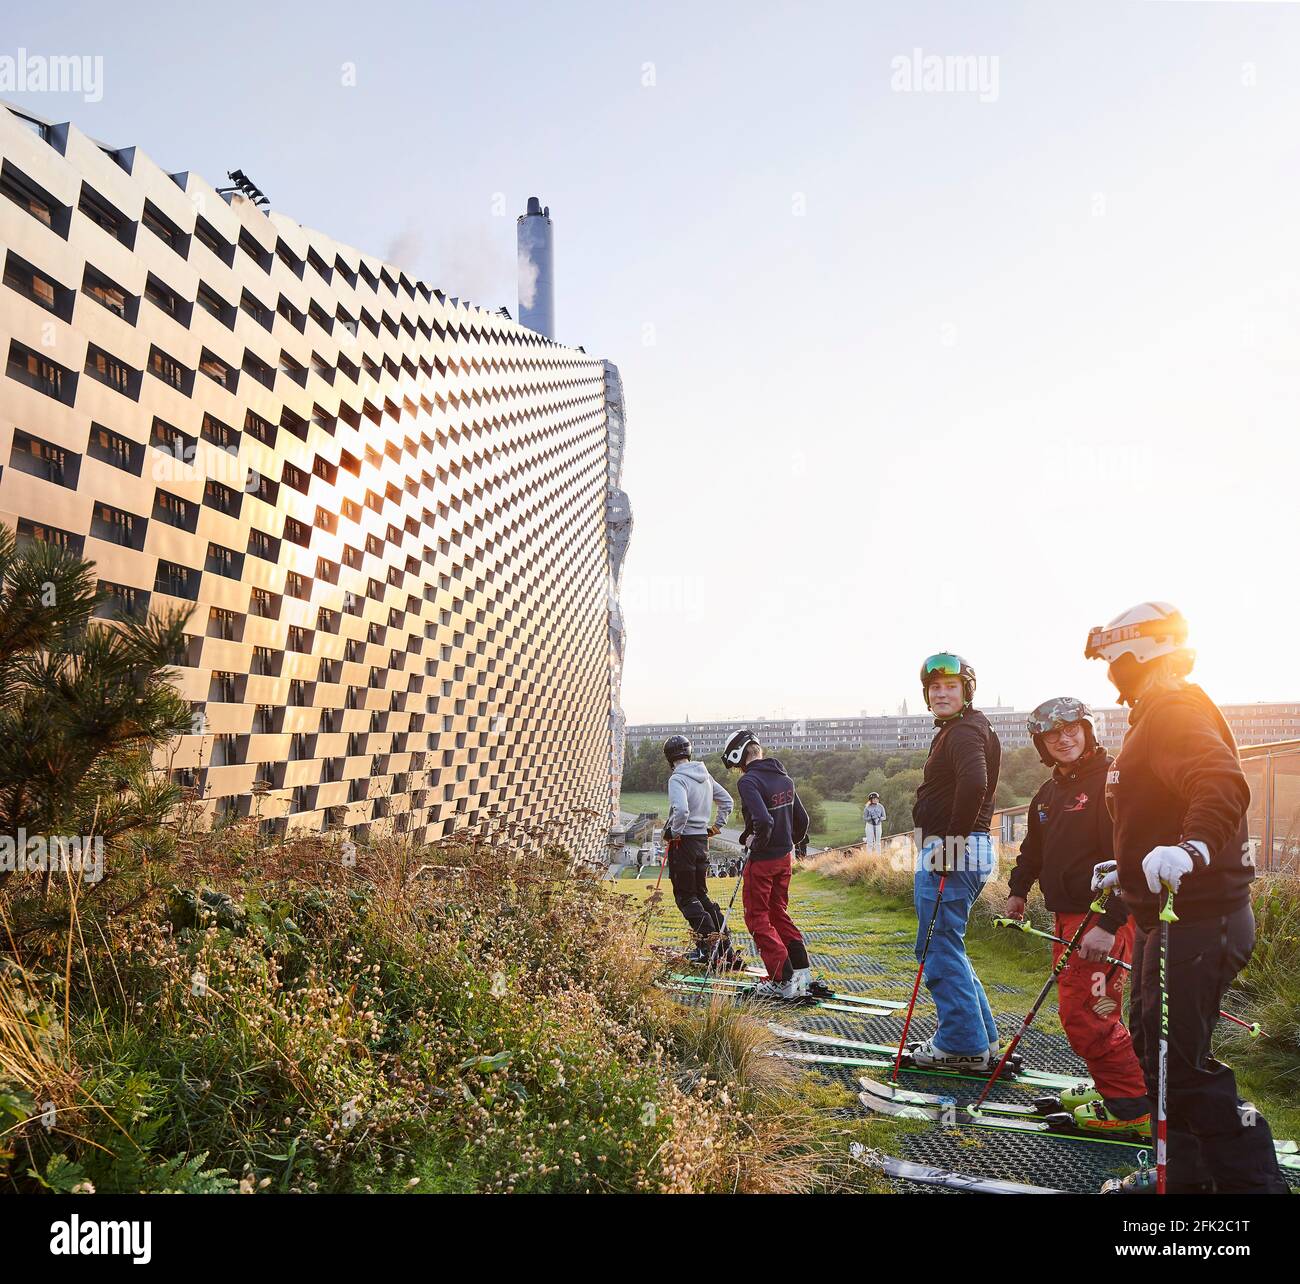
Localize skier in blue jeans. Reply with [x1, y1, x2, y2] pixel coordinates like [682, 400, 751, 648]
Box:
[909, 653, 1003, 1070]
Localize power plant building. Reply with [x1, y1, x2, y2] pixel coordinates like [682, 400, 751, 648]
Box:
[0, 101, 629, 864]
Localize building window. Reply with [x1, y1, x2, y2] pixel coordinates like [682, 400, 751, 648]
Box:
[193, 217, 234, 266]
[239, 288, 273, 329]
[205, 543, 241, 579]
[1, 160, 67, 235]
[242, 350, 275, 390]
[82, 264, 133, 320]
[150, 417, 195, 465]
[201, 413, 238, 452]
[243, 409, 276, 446]
[86, 423, 140, 474]
[85, 344, 138, 397]
[141, 200, 188, 256]
[10, 430, 79, 488]
[154, 560, 198, 600]
[144, 273, 188, 323]
[196, 284, 235, 328]
[152, 490, 196, 531]
[203, 479, 241, 517]
[78, 183, 133, 245]
[238, 229, 272, 272]
[3, 251, 69, 317]
[247, 529, 278, 562]
[148, 346, 191, 393]
[208, 607, 239, 641]
[90, 502, 144, 550]
[17, 518, 84, 556]
[95, 581, 149, 620]
[198, 349, 234, 388]
[8, 340, 75, 404]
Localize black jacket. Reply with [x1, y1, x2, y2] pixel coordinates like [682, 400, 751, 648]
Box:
[737, 758, 809, 861]
[1105, 683, 1254, 931]
[912, 707, 1002, 844]
[1008, 747, 1128, 933]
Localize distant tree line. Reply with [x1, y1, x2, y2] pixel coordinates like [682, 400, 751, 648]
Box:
[622, 736, 1052, 837]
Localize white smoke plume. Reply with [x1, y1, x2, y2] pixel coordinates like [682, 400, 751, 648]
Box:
[517, 245, 539, 311]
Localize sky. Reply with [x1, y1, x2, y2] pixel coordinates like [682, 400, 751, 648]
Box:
[7, 0, 1300, 723]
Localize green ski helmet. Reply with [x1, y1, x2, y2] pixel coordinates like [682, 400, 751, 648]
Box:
[920, 652, 976, 710]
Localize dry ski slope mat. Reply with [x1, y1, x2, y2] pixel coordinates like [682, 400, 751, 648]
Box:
[635, 873, 1298, 1194]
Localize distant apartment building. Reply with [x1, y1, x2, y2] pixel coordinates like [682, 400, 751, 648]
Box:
[628, 703, 1300, 759]
[0, 101, 629, 863]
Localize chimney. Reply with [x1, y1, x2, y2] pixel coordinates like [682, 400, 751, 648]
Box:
[517, 196, 555, 339]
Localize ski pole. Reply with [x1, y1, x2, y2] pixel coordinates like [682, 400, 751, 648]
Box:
[992, 917, 1263, 1039]
[894, 866, 947, 1082]
[1156, 884, 1177, 1196]
[707, 850, 748, 972]
[972, 891, 1110, 1110]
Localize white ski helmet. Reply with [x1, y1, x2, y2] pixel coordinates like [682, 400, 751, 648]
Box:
[1084, 601, 1193, 703]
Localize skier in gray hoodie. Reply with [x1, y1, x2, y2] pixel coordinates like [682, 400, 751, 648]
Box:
[662, 735, 740, 967]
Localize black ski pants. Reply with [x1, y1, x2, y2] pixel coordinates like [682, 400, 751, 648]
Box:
[668, 835, 725, 944]
[1129, 903, 1287, 1193]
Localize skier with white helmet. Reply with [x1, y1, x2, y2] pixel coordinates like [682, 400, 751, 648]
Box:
[1085, 602, 1286, 1193]
[722, 728, 815, 999]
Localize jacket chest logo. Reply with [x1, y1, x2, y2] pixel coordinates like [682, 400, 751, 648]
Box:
[1064, 792, 1089, 813]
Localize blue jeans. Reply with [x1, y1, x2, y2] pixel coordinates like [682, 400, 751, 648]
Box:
[913, 834, 998, 1055]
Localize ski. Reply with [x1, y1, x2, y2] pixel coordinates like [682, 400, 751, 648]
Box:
[770, 1045, 1080, 1090]
[658, 981, 894, 1017]
[848, 1143, 1065, 1194]
[767, 1022, 1085, 1089]
[855, 1077, 1300, 1169]
[665, 971, 908, 1011]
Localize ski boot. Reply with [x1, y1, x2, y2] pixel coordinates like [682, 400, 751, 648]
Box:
[750, 977, 798, 1000]
[683, 945, 709, 965]
[1031, 1080, 1101, 1116]
[906, 1038, 992, 1073]
[789, 967, 813, 998]
[1043, 1099, 1151, 1140]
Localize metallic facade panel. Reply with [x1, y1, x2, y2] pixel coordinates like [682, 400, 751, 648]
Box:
[0, 103, 623, 865]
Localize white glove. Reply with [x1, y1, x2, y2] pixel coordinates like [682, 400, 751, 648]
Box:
[1091, 860, 1120, 893]
[1142, 842, 1207, 894]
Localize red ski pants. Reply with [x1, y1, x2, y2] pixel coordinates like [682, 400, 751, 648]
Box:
[742, 853, 803, 980]
[1053, 911, 1147, 1103]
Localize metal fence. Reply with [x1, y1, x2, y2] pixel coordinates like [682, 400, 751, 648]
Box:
[1241, 740, 1300, 874]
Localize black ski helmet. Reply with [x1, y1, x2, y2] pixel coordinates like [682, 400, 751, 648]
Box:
[662, 734, 692, 765]
[1027, 696, 1096, 766]
[920, 652, 976, 710]
[722, 728, 759, 770]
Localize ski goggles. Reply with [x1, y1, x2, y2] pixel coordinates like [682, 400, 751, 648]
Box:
[922, 653, 965, 678]
[1084, 615, 1187, 660]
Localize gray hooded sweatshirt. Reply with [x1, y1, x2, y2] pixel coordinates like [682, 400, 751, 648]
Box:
[666, 761, 734, 838]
